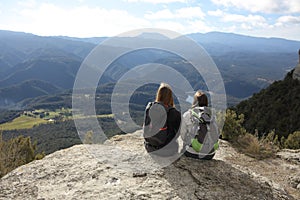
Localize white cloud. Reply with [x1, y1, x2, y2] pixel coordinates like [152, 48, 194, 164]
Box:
[145, 7, 205, 20]
[244, 24, 300, 41]
[1, 1, 300, 41]
[124, 0, 187, 4]
[240, 23, 252, 30]
[0, 2, 209, 37]
[2, 3, 151, 37]
[206, 9, 300, 40]
[144, 7, 208, 34]
[210, 0, 300, 14]
[207, 9, 223, 17]
[176, 7, 205, 19]
[151, 19, 213, 34]
[208, 10, 268, 30]
[17, 0, 37, 8]
[145, 9, 174, 19]
[207, 9, 300, 40]
[276, 15, 300, 25]
[223, 14, 267, 26]
[185, 20, 214, 33]
[153, 21, 186, 32]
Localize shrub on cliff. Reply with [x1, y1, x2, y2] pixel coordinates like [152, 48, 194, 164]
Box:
[221, 109, 247, 141]
[235, 131, 279, 159]
[222, 110, 279, 159]
[0, 132, 45, 178]
[284, 131, 300, 149]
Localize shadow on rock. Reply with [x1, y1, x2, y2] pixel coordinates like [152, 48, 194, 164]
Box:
[163, 156, 290, 200]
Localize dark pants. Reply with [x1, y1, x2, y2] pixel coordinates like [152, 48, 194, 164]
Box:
[144, 141, 179, 157]
[184, 151, 215, 160]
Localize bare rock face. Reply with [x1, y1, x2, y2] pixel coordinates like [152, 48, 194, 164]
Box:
[0, 130, 298, 200]
[293, 49, 300, 80]
[293, 64, 300, 80]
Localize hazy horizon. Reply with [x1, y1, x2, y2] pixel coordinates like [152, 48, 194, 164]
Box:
[0, 0, 300, 41]
[2, 28, 300, 43]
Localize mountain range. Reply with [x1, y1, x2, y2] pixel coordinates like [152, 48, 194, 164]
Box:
[0, 30, 300, 108]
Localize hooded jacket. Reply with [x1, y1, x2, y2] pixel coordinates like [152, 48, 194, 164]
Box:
[180, 106, 219, 159]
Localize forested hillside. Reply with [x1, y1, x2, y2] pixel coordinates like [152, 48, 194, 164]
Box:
[235, 70, 300, 138]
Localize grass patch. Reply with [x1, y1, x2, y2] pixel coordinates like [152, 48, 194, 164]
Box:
[72, 114, 114, 120]
[97, 114, 114, 118]
[0, 115, 50, 130]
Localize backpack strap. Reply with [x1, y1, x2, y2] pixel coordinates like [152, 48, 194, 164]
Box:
[188, 107, 215, 153]
[190, 109, 205, 124]
[146, 102, 154, 110]
[190, 107, 212, 124]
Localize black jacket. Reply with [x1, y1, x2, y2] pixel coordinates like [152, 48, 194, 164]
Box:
[143, 102, 181, 154]
[166, 107, 181, 142]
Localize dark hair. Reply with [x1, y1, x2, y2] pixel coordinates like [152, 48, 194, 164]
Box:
[155, 83, 174, 107]
[192, 90, 208, 108]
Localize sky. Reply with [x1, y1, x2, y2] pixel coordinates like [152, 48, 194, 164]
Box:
[0, 0, 300, 40]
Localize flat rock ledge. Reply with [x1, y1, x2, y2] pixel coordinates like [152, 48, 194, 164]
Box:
[0, 130, 298, 200]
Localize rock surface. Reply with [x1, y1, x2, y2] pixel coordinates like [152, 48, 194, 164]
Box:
[1, 130, 299, 200]
[293, 64, 300, 80]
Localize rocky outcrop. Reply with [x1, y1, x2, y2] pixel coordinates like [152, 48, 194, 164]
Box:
[293, 64, 300, 80]
[0, 130, 299, 200]
[292, 49, 300, 80]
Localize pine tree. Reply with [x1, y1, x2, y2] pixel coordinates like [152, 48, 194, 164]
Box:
[0, 134, 45, 178]
[285, 131, 300, 149]
[222, 109, 247, 141]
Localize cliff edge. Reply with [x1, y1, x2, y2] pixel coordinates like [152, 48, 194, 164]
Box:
[1, 130, 299, 200]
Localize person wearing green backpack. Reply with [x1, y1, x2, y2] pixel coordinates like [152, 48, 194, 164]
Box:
[180, 90, 219, 160]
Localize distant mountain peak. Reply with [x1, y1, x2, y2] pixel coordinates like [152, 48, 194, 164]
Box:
[136, 32, 171, 40]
